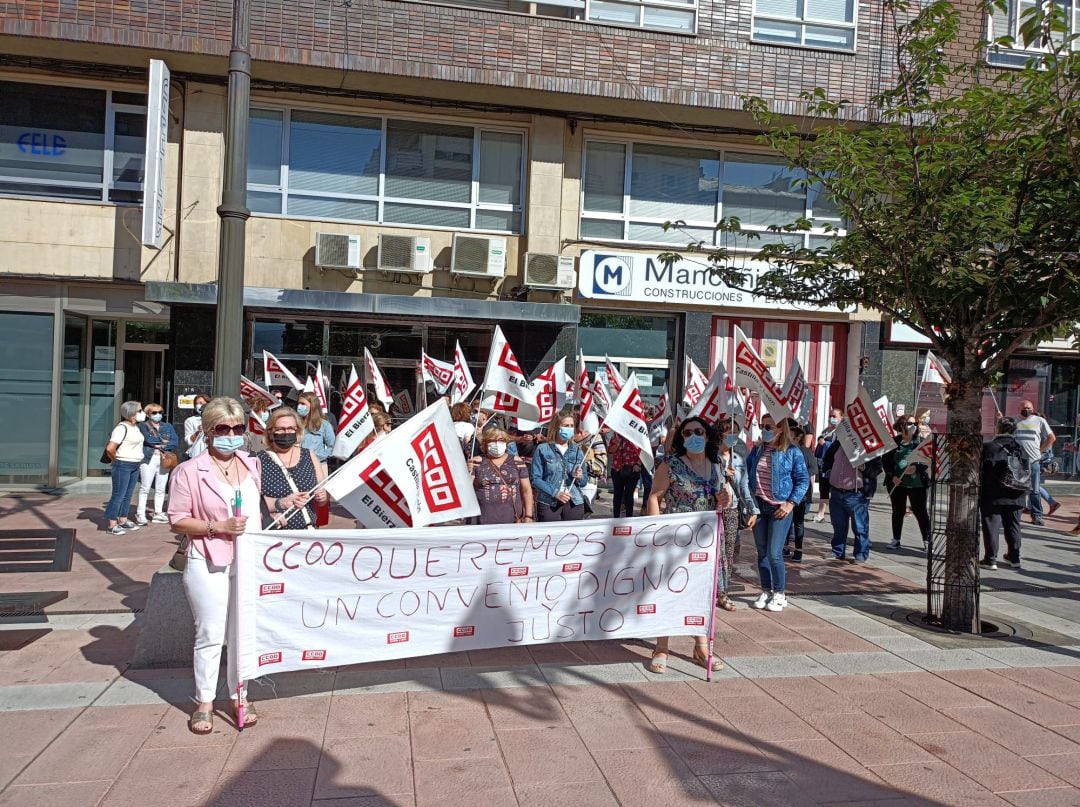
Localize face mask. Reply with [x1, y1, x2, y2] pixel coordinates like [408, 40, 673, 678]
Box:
[195, 404, 204, 414]
[724, 434, 739, 448]
[761, 429, 775, 443]
[150, 413, 163, 423]
[258, 410, 270, 424]
[487, 441, 507, 458]
[296, 404, 310, 417]
[1021, 409, 1033, 417]
[271, 432, 297, 449]
[135, 411, 146, 422]
[557, 426, 575, 441]
[213, 435, 244, 453]
[684, 434, 707, 453]
[828, 417, 839, 426]
[904, 424, 917, 434]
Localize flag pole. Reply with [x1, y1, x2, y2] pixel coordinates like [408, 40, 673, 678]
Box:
[705, 512, 723, 683]
[265, 460, 352, 530]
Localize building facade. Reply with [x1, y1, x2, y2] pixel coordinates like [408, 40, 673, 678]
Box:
[1, 0, 1062, 488]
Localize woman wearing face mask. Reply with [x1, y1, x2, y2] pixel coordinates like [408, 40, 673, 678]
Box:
[103, 400, 147, 535]
[135, 402, 179, 525]
[296, 391, 336, 467]
[531, 411, 588, 522]
[746, 414, 809, 612]
[260, 407, 329, 530]
[812, 407, 843, 522]
[184, 394, 210, 459]
[167, 396, 262, 735]
[241, 398, 273, 456]
[883, 415, 931, 551]
[645, 416, 732, 671]
[715, 417, 759, 609]
[468, 427, 535, 525]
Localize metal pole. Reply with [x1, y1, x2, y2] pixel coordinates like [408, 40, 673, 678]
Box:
[212, 0, 251, 400]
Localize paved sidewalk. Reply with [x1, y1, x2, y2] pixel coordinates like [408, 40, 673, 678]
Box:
[0, 490, 1079, 805]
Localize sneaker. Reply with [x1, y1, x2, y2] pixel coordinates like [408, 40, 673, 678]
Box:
[828, 554, 846, 561]
[1048, 501, 1061, 516]
[152, 513, 170, 524]
[1032, 517, 1046, 526]
[980, 558, 998, 570]
[134, 516, 148, 526]
[752, 592, 772, 609]
[766, 593, 788, 611]
[889, 540, 901, 550]
[107, 525, 126, 536]
[812, 513, 826, 523]
[782, 546, 792, 558]
[119, 521, 140, 531]
[792, 551, 803, 563]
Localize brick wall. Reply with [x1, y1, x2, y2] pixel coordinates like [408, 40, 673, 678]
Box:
[0, 0, 902, 116]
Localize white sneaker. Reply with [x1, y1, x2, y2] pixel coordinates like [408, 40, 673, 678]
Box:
[134, 516, 148, 526]
[152, 513, 170, 524]
[752, 592, 772, 609]
[812, 513, 825, 522]
[766, 592, 788, 611]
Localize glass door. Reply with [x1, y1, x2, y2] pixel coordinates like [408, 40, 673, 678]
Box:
[59, 315, 89, 482]
[87, 320, 118, 476]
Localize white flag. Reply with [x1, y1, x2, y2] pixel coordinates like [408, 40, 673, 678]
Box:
[592, 375, 613, 418]
[780, 358, 809, 420]
[263, 350, 304, 391]
[922, 351, 952, 386]
[682, 356, 709, 409]
[909, 433, 935, 466]
[836, 388, 894, 466]
[532, 358, 568, 424]
[312, 362, 330, 414]
[483, 326, 541, 421]
[364, 348, 395, 410]
[240, 375, 279, 407]
[450, 341, 476, 405]
[422, 352, 455, 394]
[604, 356, 625, 395]
[687, 360, 732, 426]
[732, 326, 790, 423]
[325, 400, 480, 528]
[651, 385, 671, 426]
[601, 375, 654, 473]
[331, 365, 374, 460]
[576, 351, 594, 417]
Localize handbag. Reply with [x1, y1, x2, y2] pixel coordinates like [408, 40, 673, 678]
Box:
[169, 536, 190, 572]
[159, 451, 180, 471]
[100, 424, 128, 465]
[267, 450, 315, 529]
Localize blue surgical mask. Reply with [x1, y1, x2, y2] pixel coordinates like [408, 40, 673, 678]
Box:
[557, 426, 575, 441]
[761, 429, 775, 443]
[723, 434, 739, 448]
[828, 417, 839, 426]
[685, 434, 707, 453]
[296, 404, 310, 417]
[258, 410, 270, 423]
[150, 413, 163, 423]
[213, 435, 245, 454]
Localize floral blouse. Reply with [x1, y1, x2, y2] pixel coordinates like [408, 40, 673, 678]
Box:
[663, 454, 723, 514]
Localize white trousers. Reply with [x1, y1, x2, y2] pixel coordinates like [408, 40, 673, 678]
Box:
[183, 545, 243, 703]
[137, 453, 170, 519]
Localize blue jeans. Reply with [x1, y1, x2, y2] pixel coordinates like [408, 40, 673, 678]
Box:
[1028, 463, 1044, 518]
[753, 499, 791, 592]
[830, 488, 871, 559]
[105, 460, 141, 522]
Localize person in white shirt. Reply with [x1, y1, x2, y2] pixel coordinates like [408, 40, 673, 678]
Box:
[1014, 400, 1055, 525]
[184, 394, 210, 459]
[103, 400, 146, 534]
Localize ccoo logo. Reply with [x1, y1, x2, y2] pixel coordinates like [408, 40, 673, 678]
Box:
[592, 255, 632, 297]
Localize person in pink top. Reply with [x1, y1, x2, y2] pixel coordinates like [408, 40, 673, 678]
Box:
[168, 396, 263, 735]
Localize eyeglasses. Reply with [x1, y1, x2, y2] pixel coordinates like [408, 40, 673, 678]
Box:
[681, 428, 706, 437]
[271, 428, 298, 435]
[212, 423, 247, 437]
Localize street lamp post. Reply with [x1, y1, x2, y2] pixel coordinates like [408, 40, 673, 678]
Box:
[212, 0, 251, 399]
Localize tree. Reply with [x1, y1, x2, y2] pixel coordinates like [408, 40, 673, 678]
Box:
[688, 0, 1079, 631]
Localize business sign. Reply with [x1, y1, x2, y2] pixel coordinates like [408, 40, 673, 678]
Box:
[577, 251, 841, 312]
[141, 59, 171, 249]
[233, 511, 719, 678]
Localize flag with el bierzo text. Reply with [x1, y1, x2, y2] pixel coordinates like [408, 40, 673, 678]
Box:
[483, 326, 541, 422]
[450, 341, 476, 405]
[232, 510, 720, 678]
[836, 387, 894, 466]
[364, 348, 395, 411]
[602, 375, 655, 472]
[331, 365, 374, 461]
[324, 400, 479, 529]
[264, 350, 304, 390]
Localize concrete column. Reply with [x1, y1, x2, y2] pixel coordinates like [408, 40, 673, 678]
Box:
[683, 312, 713, 402]
[525, 116, 566, 257]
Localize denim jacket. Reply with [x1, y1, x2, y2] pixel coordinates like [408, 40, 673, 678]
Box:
[138, 421, 179, 461]
[721, 450, 760, 516]
[301, 420, 336, 463]
[530, 441, 587, 507]
[746, 444, 810, 505]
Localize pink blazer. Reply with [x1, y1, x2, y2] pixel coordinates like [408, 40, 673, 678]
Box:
[167, 452, 262, 567]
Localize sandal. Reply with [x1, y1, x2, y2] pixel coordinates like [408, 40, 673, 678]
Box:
[716, 594, 738, 612]
[647, 650, 668, 674]
[189, 710, 214, 735]
[235, 700, 258, 727]
[693, 645, 724, 672]
[1070, 525, 1080, 536]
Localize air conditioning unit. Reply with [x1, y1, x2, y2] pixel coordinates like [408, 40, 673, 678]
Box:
[315, 233, 361, 271]
[523, 253, 576, 290]
[377, 234, 433, 274]
[450, 234, 506, 278]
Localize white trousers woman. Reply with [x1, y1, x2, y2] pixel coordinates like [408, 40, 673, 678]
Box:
[137, 452, 170, 523]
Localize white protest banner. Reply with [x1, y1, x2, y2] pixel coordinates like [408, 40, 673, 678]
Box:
[233, 511, 719, 678]
[364, 348, 395, 411]
[836, 388, 894, 466]
[264, 350, 304, 391]
[682, 356, 708, 408]
[687, 360, 730, 426]
[602, 375, 655, 472]
[325, 400, 480, 529]
[240, 375, 278, 407]
[604, 356, 625, 395]
[450, 341, 476, 405]
[732, 326, 790, 423]
[332, 365, 374, 460]
[422, 352, 455, 394]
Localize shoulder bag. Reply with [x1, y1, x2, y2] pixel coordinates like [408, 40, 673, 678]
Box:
[267, 449, 317, 528]
[100, 424, 127, 465]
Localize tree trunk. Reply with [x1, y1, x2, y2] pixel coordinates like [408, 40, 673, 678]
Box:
[941, 373, 984, 633]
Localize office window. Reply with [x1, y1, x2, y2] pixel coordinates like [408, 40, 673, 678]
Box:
[588, 0, 696, 32]
[752, 0, 857, 51]
[0, 80, 146, 203]
[988, 0, 1079, 66]
[581, 139, 844, 248]
[248, 107, 524, 233]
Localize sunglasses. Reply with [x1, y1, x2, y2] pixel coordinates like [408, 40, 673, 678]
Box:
[681, 428, 706, 437]
[212, 423, 247, 437]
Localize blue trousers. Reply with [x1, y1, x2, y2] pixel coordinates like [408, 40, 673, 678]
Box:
[830, 488, 871, 560]
[1028, 463, 1044, 518]
[104, 460, 141, 521]
[753, 499, 791, 592]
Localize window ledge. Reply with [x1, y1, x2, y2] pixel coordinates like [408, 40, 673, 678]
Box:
[749, 37, 857, 56]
